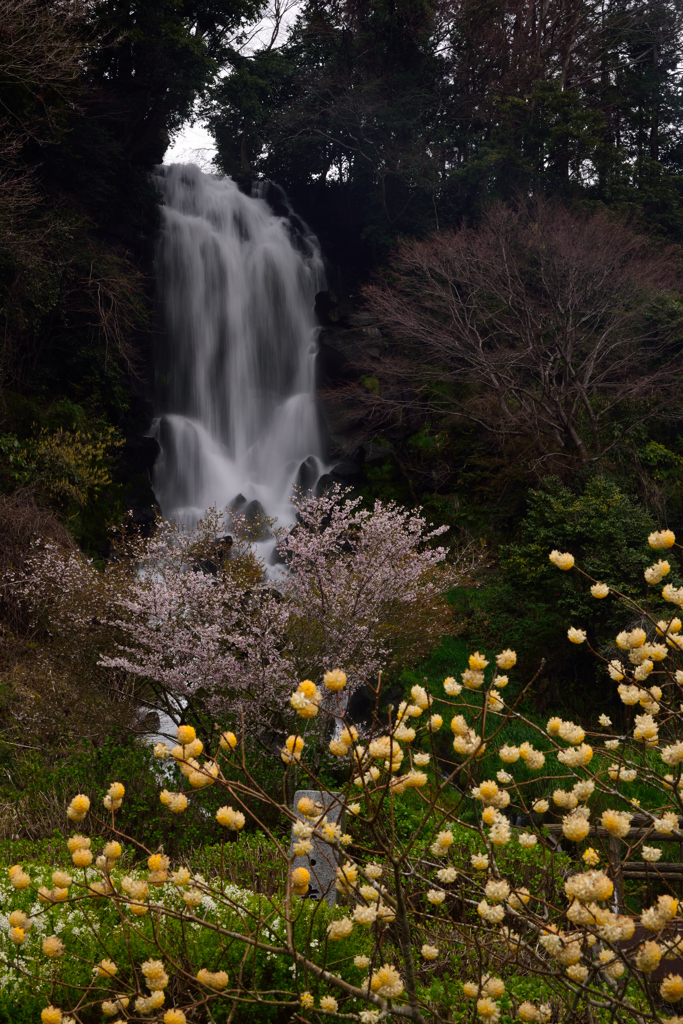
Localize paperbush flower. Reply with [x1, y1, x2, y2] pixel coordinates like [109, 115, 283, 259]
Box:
[641, 895, 679, 930]
[476, 996, 500, 1021]
[549, 550, 574, 570]
[354, 904, 377, 925]
[616, 628, 646, 650]
[496, 649, 516, 669]
[635, 941, 662, 972]
[562, 814, 590, 842]
[291, 867, 310, 895]
[41, 1009, 62, 1024]
[182, 889, 203, 907]
[196, 969, 229, 990]
[558, 743, 593, 767]
[43, 936, 65, 958]
[602, 809, 633, 837]
[645, 559, 671, 584]
[369, 963, 403, 998]
[66, 794, 90, 822]
[591, 583, 609, 598]
[565, 871, 614, 903]
[485, 879, 510, 903]
[163, 1012, 187, 1024]
[136, 992, 165, 1015]
[477, 901, 505, 923]
[649, 529, 676, 549]
[519, 743, 545, 768]
[72, 848, 93, 868]
[661, 975, 683, 1002]
[507, 887, 531, 910]
[216, 806, 245, 830]
[633, 713, 658, 745]
[142, 960, 169, 991]
[327, 917, 353, 940]
[102, 998, 129, 1016]
[160, 791, 188, 814]
[518, 1002, 550, 1022]
[323, 668, 347, 691]
[462, 669, 484, 689]
[567, 627, 586, 644]
[566, 964, 588, 982]
[654, 811, 679, 834]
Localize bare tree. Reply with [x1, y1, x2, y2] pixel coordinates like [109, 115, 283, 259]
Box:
[355, 200, 683, 469]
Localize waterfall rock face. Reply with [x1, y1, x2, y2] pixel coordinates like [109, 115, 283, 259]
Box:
[151, 164, 326, 536]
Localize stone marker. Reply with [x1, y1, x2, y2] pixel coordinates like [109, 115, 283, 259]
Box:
[289, 790, 345, 906]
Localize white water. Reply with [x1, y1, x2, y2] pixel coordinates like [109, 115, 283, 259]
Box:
[151, 164, 326, 545]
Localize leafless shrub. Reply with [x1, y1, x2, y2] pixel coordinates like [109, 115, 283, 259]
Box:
[353, 199, 683, 471]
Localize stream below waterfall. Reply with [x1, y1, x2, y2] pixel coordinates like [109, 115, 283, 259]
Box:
[151, 164, 327, 560]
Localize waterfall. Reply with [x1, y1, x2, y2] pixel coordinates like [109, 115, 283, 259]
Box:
[151, 164, 326, 550]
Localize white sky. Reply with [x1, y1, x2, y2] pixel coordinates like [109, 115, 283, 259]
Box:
[164, 120, 218, 170]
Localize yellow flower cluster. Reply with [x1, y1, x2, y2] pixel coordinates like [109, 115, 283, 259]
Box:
[290, 679, 321, 718]
[216, 806, 245, 830]
[196, 968, 229, 990]
[323, 668, 347, 691]
[66, 794, 90, 823]
[281, 734, 304, 764]
[369, 963, 403, 998]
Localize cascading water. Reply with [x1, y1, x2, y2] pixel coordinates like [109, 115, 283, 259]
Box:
[151, 163, 326, 551]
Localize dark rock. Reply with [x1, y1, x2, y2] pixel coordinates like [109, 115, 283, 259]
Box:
[295, 455, 321, 492]
[128, 504, 156, 527]
[330, 460, 362, 478]
[244, 498, 265, 521]
[315, 473, 335, 495]
[242, 499, 271, 540]
[230, 493, 247, 509]
[121, 435, 160, 477]
[268, 544, 286, 566]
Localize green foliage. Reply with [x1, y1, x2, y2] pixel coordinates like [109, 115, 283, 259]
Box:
[460, 476, 662, 709]
[3, 734, 297, 855]
[208, 0, 683, 268]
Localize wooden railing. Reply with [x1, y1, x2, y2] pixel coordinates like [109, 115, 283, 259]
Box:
[544, 816, 683, 909]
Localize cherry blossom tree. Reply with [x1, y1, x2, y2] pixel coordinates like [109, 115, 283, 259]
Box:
[10, 490, 481, 727]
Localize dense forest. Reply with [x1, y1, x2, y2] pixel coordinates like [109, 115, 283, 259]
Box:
[1, 0, 683, 740]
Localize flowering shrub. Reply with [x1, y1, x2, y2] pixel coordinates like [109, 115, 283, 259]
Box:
[10, 487, 478, 724]
[4, 525, 683, 1022]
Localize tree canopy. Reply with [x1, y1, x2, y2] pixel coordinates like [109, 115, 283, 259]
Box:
[206, 0, 683, 262]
